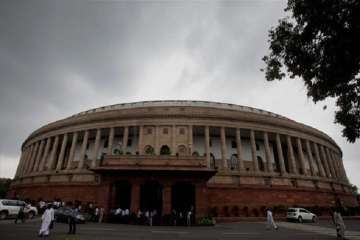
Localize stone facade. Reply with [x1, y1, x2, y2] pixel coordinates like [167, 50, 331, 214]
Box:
[8, 100, 358, 220]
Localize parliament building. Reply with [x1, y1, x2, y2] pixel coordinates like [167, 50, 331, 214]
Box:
[9, 100, 357, 220]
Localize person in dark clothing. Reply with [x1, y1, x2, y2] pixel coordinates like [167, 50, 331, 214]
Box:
[14, 205, 26, 224]
[67, 202, 77, 235]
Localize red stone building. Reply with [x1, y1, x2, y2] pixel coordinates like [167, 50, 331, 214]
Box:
[8, 101, 358, 220]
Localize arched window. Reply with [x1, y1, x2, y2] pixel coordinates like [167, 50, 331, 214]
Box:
[257, 156, 265, 171]
[160, 145, 171, 155]
[177, 145, 187, 156]
[144, 145, 154, 155]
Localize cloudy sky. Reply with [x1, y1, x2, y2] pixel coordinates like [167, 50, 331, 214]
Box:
[0, 1, 359, 187]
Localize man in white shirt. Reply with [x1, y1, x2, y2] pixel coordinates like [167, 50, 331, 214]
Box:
[266, 208, 278, 230]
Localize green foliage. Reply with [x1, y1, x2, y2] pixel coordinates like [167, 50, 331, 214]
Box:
[192, 151, 200, 156]
[198, 217, 215, 226]
[160, 146, 171, 155]
[113, 148, 123, 155]
[145, 146, 155, 155]
[263, 0, 360, 142]
[350, 184, 358, 195]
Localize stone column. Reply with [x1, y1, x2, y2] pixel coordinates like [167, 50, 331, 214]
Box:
[22, 146, 33, 175]
[320, 145, 334, 178]
[122, 126, 129, 154]
[325, 148, 337, 178]
[16, 151, 24, 177]
[305, 140, 316, 176]
[26, 143, 36, 174]
[286, 136, 297, 175]
[195, 182, 208, 220]
[326, 148, 337, 178]
[250, 130, 259, 172]
[28, 142, 39, 174]
[335, 152, 346, 181]
[332, 151, 343, 180]
[39, 138, 51, 172]
[67, 132, 78, 170]
[107, 127, 115, 155]
[204, 126, 210, 168]
[78, 130, 89, 170]
[28, 144, 38, 174]
[188, 125, 193, 155]
[220, 127, 228, 171]
[33, 140, 45, 173]
[15, 151, 25, 177]
[276, 133, 286, 175]
[333, 152, 345, 181]
[56, 134, 68, 171]
[92, 129, 101, 168]
[338, 155, 349, 183]
[264, 132, 273, 173]
[138, 126, 143, 155]
[162, 183, 172, 216]
[130, 181, 140, 213]
[154, 126, 159, 155]
[313, 142, 325, 177]
[15, 151, 26, 178]
[316, 143, 330, 177]
[171, 125, 176, 156]
[296, 138, 306, 175]
[236, 128, 245, 171]
[48, 136, 59, 171]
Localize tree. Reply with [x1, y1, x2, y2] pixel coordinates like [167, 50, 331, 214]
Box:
[262, 0, 360, 142]
[350, 184, 358, 195]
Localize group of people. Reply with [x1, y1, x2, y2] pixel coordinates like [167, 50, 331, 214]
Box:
[171, 208, 193, 226]
[37, 201, 81, 237]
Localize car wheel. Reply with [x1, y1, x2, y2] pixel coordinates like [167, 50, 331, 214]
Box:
[312, 216, 316, 223]
[298, 216, 303, 223]
[0, 211, 8, 220]
[28, 211, 35, 219]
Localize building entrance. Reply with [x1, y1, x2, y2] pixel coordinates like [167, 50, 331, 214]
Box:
[114, 180, 131, 210]
[140, 181, 163, 215]
[171, 182, 195, 218]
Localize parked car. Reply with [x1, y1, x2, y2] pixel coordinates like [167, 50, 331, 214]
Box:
[0, 199, 38, 220]
[54, 207, 86, 223]
[287, 208, 317, 223]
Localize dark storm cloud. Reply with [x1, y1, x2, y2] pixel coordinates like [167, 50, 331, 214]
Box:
[0, 1, 359, 187]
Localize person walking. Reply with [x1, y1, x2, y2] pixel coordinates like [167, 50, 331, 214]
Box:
[14, 205, 26, 224]
[67, 203, 77, 235]
[186, 209, 192, 226]
[266, 208, 278, 230]
[38, 205, 52, 237]
[334, 210, 346, 240]
[49, 205, 55, 230]
[98, 207, 104, 223]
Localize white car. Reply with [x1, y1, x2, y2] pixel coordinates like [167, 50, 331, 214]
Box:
[0, 199, 38, 220]
[287, 208, 317, 223]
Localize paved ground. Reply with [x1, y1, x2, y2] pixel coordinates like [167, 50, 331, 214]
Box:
[0, 218, 359, 240]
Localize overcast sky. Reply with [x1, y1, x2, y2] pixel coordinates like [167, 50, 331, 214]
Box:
[0, 1, 359, 187]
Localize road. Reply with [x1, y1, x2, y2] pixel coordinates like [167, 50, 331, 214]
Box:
[1, 218, 359, 240]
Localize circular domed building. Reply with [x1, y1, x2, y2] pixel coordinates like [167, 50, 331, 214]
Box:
[9, 100, 357, 220]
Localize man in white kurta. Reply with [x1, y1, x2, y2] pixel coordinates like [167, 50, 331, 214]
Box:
[334, 211, 346, 239]
[266, 209, 278, 230]
[39, 206, 52, 237]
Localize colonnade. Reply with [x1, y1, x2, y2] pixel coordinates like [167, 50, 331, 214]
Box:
[14, 124, 348, 184]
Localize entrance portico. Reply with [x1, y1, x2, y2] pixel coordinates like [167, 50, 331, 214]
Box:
[93, 155, 216, 222]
